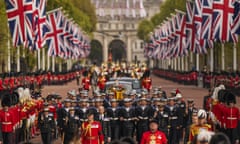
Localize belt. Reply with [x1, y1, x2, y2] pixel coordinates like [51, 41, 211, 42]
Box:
[2, 122, 12, 125]
[227, 117, 237, 120]
[85, 136, 98, 140]
[138, 116, 148, 120]
[123, 118, 134, 121]
[111, 117, 119, 120]
[169, 116, 178, 120]
[80, 119, 87, 122]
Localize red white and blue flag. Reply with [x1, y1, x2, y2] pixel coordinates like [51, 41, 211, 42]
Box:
[46, 10, 64, 57]
[232, 0, 240, 34]
[5, 0, 34, 47]
[186, 0, 197, 52]
[212, 0, 237, 42]
[173, 10, 187, 57]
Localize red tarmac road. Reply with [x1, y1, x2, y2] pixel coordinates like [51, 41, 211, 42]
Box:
[28, 74, 240, 144]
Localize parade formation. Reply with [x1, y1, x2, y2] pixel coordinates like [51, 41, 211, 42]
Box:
[0, 63, 239, 144]
[1, 0, 240, 143]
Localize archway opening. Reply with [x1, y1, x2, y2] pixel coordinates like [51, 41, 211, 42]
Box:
[108, 39, 126, 63]
[89, 40, 103, 65]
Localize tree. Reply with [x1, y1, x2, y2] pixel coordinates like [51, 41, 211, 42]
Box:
[137, 20, 154, 41]
[151, 0, 186, 27]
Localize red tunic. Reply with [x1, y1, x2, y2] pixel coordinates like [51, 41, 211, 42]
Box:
[224, 106, 239, 129]
[141, 130, 167, 144]
[81, 121, 104, 144]
[212, 102, 226, 127]
[97, 77, 106, 91]
[142, 77, 152, 92]
[0, 109, 14, 132]
[82, 77, 91, 90]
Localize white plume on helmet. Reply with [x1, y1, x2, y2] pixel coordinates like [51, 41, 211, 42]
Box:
[197, 109, 207, 119]
[212, 84, 225, 100]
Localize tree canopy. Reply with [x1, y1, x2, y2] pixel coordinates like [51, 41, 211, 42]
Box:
[137, 0, 186, 41]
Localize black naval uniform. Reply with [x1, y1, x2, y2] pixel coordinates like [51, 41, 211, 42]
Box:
[38, 112, 56, 144]
[135, 105, 154, 142]
[119, 106, 136, 137]
[97, 113, 111, 143]
[106, 107, 121, 140]
[63, 114, 81, 144]
[165, 105, 182, 144]
[57, 107, 69, 135]
[155, 110, 169, 137]
[78, 107, 88, 122]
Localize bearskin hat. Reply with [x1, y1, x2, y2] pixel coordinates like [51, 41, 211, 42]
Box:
[11, 92, 19, 105]
[226, 92, 236, 105]
[217, 89, 227, 103]
[82, 70, 88, 77]
[1, 93, 11, 107]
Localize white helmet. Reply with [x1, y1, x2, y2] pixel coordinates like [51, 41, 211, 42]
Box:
[197, 109, 207, 119]
[176, 93, 182, 98]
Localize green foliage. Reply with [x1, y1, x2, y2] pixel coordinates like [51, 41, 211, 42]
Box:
[137, 20, 154, 41]
[89, 40, 103, 63]
[151, 0, 186, 27]
[46, 0, 96, 33]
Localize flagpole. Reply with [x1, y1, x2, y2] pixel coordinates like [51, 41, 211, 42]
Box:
[196, 53, 199, 71]
[42, 48, 45, 71]
[46, 7, 62, 15]
[233, 43, 237, 71]
[185, 56, 188, 71]
[210, 48, 214, 72]
[52, 56, 55, 72]
[221, 43, 225, 71]
[47, 55, 50, 71]
[181, 57, 184, 71]
[38, 49, 41, 70]
[178, 57, 181, 71]
[7, 34, 11, 72]
[17, 47, 20, 72]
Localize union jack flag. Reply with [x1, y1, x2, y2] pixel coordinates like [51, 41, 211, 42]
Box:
[186, 0, 197, 52]
[232, 0, 240, 34]
[5, 0, 34, 47]
[46, 10, 64, 56]
[32, 0, 47, 50]
[173, 10, 187, 57]
[201, 0, 213, 39]
[212, 0, 237, 42]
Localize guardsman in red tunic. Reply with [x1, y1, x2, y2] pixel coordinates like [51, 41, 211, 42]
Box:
[0, 95, 14, 144]
[82, 74, 91, 91]
[224, 92, 239, 144]
[97, 74, 107, 92]
[141, 119, 167, 144]
[81, 112, 104, 144]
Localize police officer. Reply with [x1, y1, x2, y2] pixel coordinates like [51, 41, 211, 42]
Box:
[119, 98, 136, 137]
[38, 108, 56, 144]
[106, 98, 121, 140]
[63, 107, 81, 144]
[135, 97, 154, 142]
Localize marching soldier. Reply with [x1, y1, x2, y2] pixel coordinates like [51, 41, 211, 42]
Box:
[106, 99, 121, 140]
[135, 97, 154, 142]
[81, 111, 104, 144]
[140, 119, 168, 144]
[165, 97, 182, 144]
[119, 98, 136, 138]
[62, 107, 81, 144]
[78, 98, 89, 123]
[81, 72, 91, 91]
[224, 92, 239, 144]
[97, 106, 111, 143]
[155, 102, 169, 137]
[97, 73, 107, 93]
[38, 108, 56, 144]
[141, 70, 152, 92]
[0, 95, 14, 144]
[184, 99, 198, 143]
[57, 99, 71, 141]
